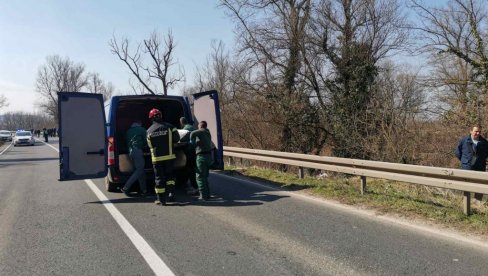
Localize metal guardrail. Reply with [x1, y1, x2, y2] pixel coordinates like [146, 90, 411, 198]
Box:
[223, 146, 488, 215]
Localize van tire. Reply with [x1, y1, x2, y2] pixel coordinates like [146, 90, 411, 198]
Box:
[105, 177, 118, 192]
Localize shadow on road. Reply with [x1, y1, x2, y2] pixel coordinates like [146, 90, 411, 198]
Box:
[85, 193, 281, 207]
[85, 177, 290, 208]
[221, 170, 315, 191]
[187, 192, 289, 207]
[0, 157, 59, 162]
[84, 195, 196, 206]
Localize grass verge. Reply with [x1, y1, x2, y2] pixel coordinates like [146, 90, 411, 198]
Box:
[223, 165, 488, 237]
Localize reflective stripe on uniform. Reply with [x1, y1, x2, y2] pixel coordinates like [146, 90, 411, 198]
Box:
[155, 187, 166, 193]
[168, 128, 173, 156]
[151, 154, 176, 162]
[166, 180, 175, 186]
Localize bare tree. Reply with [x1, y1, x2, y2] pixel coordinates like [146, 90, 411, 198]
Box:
[0, 111, 54, 131]
[365, 62, 427, 163]
[35, 55, 114, 120]
[35, 55, 88, 119]
[86, 73, 114, 101]
[0, 94, 8, 110]
[426, 54, 478, 127]
[410, 0, 488, 125]
[303, 0, 409, 158]
[220, 0, 327, 155]
[109, 30, 184, 95]
[219, 0, 409, 158]
[188, 40, 278, 147]
[193, 41, 232, 94]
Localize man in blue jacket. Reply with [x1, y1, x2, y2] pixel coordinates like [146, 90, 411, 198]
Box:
[455, 125, 488, 202]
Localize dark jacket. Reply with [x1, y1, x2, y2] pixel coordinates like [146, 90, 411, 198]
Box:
[190, 128, 212, 155]
[146, 121, 179, 163]
[125, 123, 147, 151]
[455, 135, 488, 171]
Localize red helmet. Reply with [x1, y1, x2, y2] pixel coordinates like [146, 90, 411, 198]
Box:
[148, 108, 162, 119]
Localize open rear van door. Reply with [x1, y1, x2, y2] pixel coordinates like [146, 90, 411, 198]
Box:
[58, 92, 107, 180]
[193, 90, 224, 170]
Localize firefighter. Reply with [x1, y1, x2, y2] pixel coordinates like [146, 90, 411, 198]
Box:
[147, 108, 180, 205]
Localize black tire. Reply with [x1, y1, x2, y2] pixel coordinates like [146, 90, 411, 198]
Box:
[105, 177, 118, 192]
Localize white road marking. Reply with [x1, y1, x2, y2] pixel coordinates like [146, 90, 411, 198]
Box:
[84, 179, 175, 276]
[36, 138, 59, 152]
[0, 142, 12, 155]
[215, 172, 488, 252]
[46, 141, 175, 275]
[36, 139, 59, 152]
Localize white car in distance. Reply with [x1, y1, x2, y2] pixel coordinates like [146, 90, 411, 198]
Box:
[0, 130, 12, 142]
[14, 131, 35, 146]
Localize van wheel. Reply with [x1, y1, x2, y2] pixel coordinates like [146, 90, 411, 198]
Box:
[105, 177, 118, 192]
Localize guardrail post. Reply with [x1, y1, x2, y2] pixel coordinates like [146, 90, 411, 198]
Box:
[463, 191, 471, 216]
[360, 176, 367, 195]
[298, 167, 304, 179]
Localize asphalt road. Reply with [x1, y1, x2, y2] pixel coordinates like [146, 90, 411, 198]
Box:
[1, 137, 488, 275]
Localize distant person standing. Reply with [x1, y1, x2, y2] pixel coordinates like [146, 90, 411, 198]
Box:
[455, 125, 488, 202]
[190, 120, 213, 201]
[147, 108, 180, 205]
[42, 128, 48, 142]
[120, 120, 147, 197]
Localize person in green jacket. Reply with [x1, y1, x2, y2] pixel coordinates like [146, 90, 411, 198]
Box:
[180, 117, 195, 132]
[120, 120, 147, 197]
[190, 120, 213, 201]
[179, 117, 198, 195]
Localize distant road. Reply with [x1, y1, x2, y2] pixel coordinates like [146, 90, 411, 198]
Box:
[1, 137, 487, 275]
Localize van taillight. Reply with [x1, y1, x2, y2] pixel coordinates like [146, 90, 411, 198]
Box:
[108, 136, 115, 165]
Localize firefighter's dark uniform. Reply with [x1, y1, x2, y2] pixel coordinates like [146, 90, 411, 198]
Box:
[147, 121, 180, 205]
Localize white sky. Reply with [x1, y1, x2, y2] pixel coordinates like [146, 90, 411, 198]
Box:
[0, 0, 235, 114]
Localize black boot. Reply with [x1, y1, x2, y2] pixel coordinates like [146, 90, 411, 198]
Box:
[155, 193, 166, 205]
[202, 186, 210, 200]
[198, 191, 210, 202]
[167, 192, 175, 202]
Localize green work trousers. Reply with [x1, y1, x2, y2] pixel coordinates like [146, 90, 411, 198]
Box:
[196, 153, 213, 198]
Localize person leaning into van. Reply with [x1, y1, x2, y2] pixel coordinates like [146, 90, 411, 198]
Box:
[190, 120, 213, 201]
[179, 117, 198, 195]
[147, 108, 180, 205]
[120, 120, 147, 197]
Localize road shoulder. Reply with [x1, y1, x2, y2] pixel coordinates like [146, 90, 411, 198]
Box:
[0, 141, 12, 155]
[216, 171, 488, 251]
